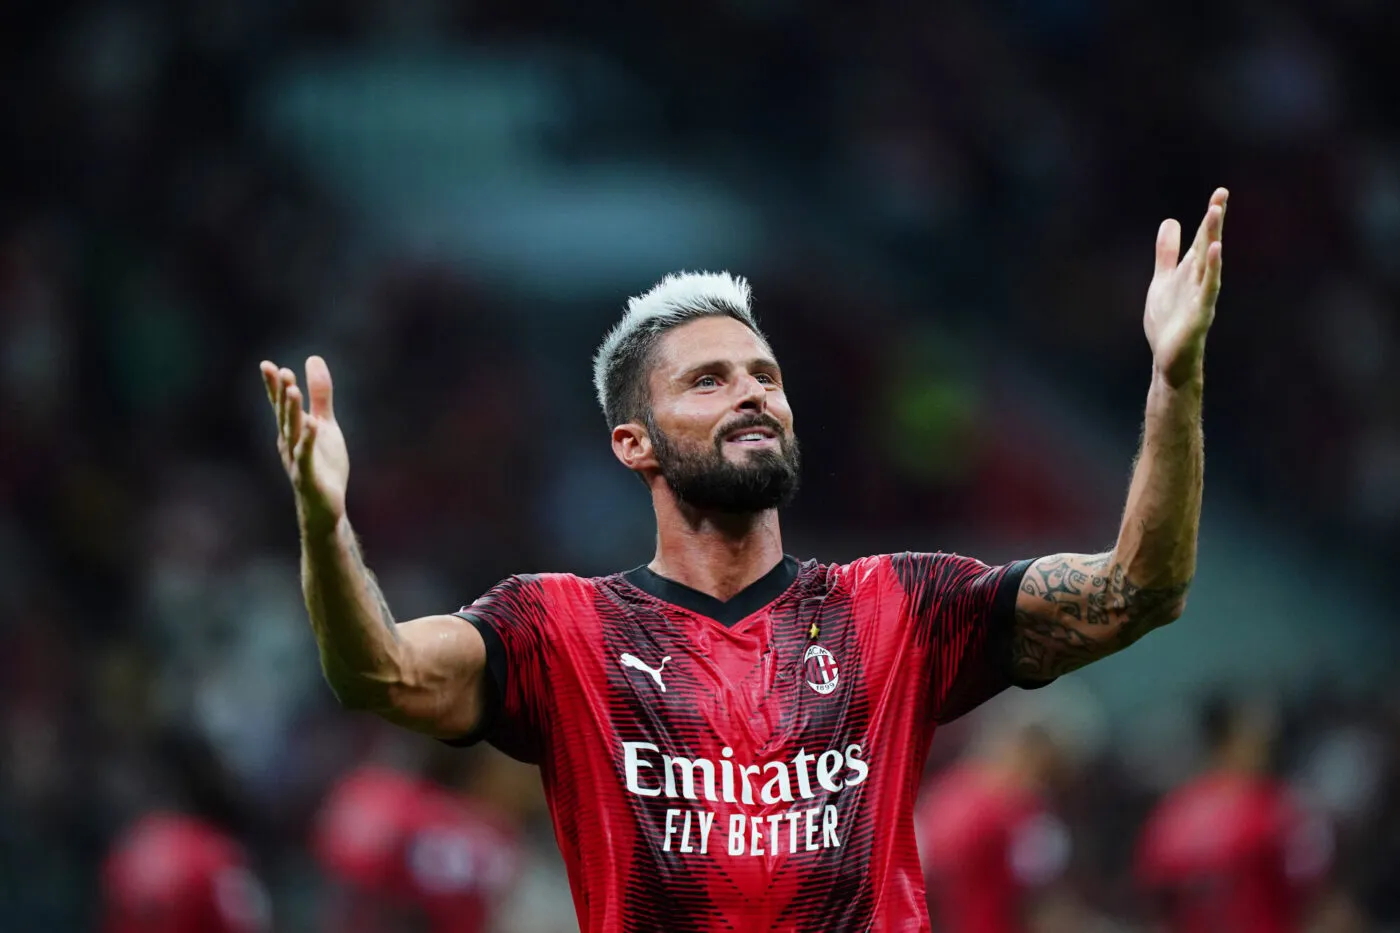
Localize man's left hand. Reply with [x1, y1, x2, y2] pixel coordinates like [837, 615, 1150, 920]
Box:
[1143, 187, 1227, 387]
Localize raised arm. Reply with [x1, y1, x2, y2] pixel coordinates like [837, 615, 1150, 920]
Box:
[260, 357, 489, 738]
[1010, 188, 1226, 681]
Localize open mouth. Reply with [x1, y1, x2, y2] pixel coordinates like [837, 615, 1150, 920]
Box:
[723, 426, 779, 447]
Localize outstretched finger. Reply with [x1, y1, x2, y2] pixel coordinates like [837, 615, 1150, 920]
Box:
[1202, 240, 1224, 305]
[294, 414, 320, 467]
[285, 384, 305, 451]
[1190, 189, 1228, 278]
[306, 355, 335, 420]
[276, 368, 296, 440]
[260, 361, 280, 410]
[1195, 205, 1225, 283]
[1189, 188, 1227, 249]
[1154, 219, 1181, 279]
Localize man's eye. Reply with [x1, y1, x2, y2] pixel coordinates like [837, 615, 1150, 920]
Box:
[755, 373, 776, 385]
[695, 375, 719, 388]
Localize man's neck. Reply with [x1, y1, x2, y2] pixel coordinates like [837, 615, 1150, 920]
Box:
[649, 499, 785, 603]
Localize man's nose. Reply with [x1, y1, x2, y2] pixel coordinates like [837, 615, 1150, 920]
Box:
[736, 374, 767, 411]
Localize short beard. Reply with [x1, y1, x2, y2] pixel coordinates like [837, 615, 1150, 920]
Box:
[649, 415, 801, 515]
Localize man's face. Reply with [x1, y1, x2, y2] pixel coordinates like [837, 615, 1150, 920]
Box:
[640, 316, 800, 513]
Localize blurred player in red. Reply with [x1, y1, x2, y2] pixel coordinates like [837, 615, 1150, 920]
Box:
[917, 686, 1100, 933]
[1136, 694, 1333, 933]
[260, 190, 1229, 930]
[101, 729, 271, 933]
[312, 738, 525, 933]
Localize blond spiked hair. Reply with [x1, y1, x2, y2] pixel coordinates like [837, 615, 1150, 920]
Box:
[592, 271, 767, 427]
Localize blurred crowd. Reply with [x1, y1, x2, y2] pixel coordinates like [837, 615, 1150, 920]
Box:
[1, 0, 1398, 930]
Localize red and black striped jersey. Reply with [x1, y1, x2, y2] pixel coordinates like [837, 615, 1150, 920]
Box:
[452, 552, 1032, 932]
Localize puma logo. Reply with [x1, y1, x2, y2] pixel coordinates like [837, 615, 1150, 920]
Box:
[619, 653, 671, 692]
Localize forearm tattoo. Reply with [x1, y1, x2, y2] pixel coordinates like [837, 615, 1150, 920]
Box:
[1011, 553, 1190, 680]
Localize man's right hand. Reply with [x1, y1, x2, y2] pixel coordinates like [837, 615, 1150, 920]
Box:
[259, 355, 490, 740]
[260, 356, 349, 536]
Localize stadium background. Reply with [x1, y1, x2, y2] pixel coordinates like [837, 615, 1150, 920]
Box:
[2, 0, 1399, 929]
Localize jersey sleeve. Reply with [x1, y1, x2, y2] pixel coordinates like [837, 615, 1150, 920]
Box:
[888, 552, 1036, 724]
[447, 574, 554, 763]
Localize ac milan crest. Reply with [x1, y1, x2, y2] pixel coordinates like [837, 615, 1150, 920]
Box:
[803, 644, 840, 695]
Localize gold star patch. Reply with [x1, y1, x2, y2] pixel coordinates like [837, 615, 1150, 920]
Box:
[808, 622, 820, 639]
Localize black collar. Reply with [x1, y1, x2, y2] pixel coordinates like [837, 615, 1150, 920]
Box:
[623, 555, 800, 627]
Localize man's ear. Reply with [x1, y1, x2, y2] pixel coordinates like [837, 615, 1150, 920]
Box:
[611, 422, 657, 474]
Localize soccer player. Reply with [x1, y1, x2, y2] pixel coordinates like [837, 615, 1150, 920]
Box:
[1136, 694, 1333, 933]
[312, 753, 521, 933]
[915, 689, 1096, 933]
[260, 188, 1228, 931]
[101, 730, 271, 933]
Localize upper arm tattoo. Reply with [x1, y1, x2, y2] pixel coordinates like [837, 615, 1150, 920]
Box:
[1011, 553, 1189, 680]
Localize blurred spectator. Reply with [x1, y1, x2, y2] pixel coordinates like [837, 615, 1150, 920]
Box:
[311, 737, 526, 933]
[1135, 694, 1333, 933]
[916, 683, 1106, 933]
[99, 729, 272, 933]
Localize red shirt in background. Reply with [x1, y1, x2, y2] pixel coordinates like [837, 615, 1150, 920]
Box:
[916, 765, 1070, 933]
[1136, 772, 1332, 933]
[313, 765, 519, 933]
[102, 812, 270, 933]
